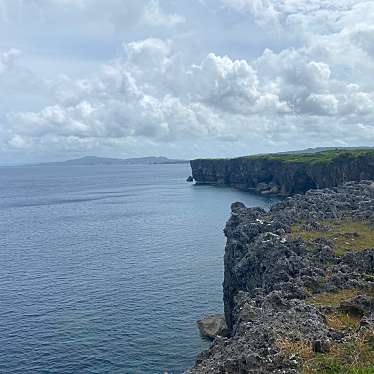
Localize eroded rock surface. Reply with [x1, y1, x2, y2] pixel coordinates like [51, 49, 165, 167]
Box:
[187, 181, 374, 374]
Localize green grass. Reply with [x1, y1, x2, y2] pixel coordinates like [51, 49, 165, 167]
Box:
[303, 332, 374, 374]
[306, 289, 360, 307]
[277, 331, 374, 374]
[324, 310, 362, 330]
[279, 216, 374, 373]
[304, 356, 374, 374]
[193, 148, 374, 164]
[243, 148, 374, 164]
[291, 220, 374, 256]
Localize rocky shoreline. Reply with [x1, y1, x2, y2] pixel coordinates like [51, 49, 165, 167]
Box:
[190, 150, 374, 195]
[187, 181, 374, 373]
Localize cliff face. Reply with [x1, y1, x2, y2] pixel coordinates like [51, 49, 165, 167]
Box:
[190, 153, 374, 195]
[188, 181, 374, 373]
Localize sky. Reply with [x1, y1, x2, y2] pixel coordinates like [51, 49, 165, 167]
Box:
[1, 0, 374, 163]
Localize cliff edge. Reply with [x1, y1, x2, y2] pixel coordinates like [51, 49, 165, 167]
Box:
[190, 149, 374, 195]
[188, 181, 374, 373]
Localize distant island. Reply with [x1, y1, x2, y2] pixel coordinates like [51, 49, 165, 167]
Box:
[36, 156, 189, 166]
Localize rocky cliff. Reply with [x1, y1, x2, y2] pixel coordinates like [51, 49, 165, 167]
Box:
[188, 181, 374, 373]
[190, 150, 374, 195]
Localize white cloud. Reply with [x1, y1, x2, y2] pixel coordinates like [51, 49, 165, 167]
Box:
[350, 24, 374, 58]
[143, 0, 185, 27]
[1, 0, 374, 161]
[0, 48, 21, 74]
[190, 53, 289, 114]
[222, 0, 280, 27]
[222, 0, 368, 31]
[304, 94, 338, 116]
[6, 40, 293, 151]
[125, 38, 172, 76]
[0, 0, 184, 31]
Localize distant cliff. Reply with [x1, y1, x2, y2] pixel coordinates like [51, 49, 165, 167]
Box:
[190, 149, 374, 195]
[188, 181, 374, 373]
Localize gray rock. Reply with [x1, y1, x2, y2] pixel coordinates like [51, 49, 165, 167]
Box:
[269, 183, 280, 194]
[186, 176, 194, 182]
[312, 339, 331, 353]
[197, 315, 228, 339]
[187, 181, 374, 374]
[256, 182, 270, 193]
[190, 153, 374, 195]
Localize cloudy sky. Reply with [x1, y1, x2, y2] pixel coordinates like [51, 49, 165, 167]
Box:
[1, 0, 374, 163]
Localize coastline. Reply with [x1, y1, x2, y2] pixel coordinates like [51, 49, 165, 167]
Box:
[188, 181, 374, 373]
[190, 149, 374, 196]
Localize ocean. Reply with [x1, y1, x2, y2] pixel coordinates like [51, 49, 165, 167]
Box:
[0, 163, 278, 374]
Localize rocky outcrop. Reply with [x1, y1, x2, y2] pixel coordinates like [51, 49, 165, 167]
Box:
[197, 315, 229, 339]
[187, 181, 374, 373]
[190, 152, 374, 195]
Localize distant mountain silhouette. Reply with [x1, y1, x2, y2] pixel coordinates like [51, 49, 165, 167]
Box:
[38, 156, 188, 166]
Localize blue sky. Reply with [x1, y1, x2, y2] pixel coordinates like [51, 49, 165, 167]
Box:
[1, 0, 374, 163]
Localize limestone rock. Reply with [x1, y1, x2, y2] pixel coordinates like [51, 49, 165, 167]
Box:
[197, 315, 228, 339]
[190, 153, 374, 195]
[256, 182, 269, 193]
[187, 181, 374, 374]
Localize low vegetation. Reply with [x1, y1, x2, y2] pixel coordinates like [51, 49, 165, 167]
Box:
[277, 331, 374, 374]
[306, 289, 360, 307]
[304, 331, 374, 374]
[324, 310, 361, 330]
[291, 219, 374, 256]
[244, 148, 374, 164]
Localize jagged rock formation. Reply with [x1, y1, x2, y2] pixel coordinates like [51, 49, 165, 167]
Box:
[187, 181, 374, 373]
[190, 150, 374, 195]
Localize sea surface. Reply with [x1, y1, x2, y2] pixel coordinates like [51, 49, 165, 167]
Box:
[0, 163, 278, 374]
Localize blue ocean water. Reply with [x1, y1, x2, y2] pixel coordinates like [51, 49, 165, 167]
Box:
[0, 164, 278, 374]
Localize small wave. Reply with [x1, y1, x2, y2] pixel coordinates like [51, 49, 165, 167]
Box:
[1, 194, 131, 209]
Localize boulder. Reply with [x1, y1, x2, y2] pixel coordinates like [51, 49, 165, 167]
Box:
[256, 182, 270, 193]
[197, 315, 228, 339]
[269, 182, 280, 194]
[312, 339, 331, 353]
[186, 176, 194, 182]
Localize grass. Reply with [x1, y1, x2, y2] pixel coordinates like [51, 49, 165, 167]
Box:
[277, 216, 374, 373]
[303, 288, 373, 372]
[193, 148, 374, 165]
[324, 311, 362, 330]
[306, 289, 360, 307]
[306, 288, 374, 308]
[243, 148, 374, 164]
[277, 338, 314, 361]
[304, 332, 374, 374]
[277, 331, 374, 374]
[291, 220, 374, 256]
